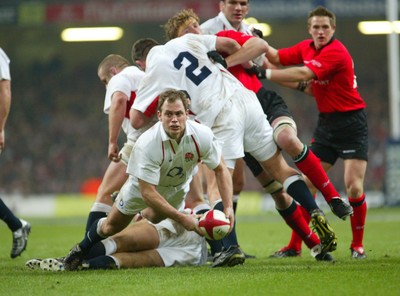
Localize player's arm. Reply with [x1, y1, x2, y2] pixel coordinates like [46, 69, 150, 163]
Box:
[264, 45, 281, 66]
[138, 179, 202, 234]
[0, 78, 11, 151]
[224, 37, 269, 68]
[212, 159, 234, 231]
[108, 91, 127, 161]
[214, 36, 241, 56]
[266, 66, 316, 82]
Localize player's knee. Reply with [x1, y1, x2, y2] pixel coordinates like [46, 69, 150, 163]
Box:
[264, 180, 283, 195]
[100, 219, 122, 237]
[273, 117, 297, 146]
[274, 126, 298, 151]
[346, 184, 364, 199]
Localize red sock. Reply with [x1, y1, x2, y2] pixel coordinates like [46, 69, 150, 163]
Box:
[295, 148, 339, 203]
[349, 194, 367, 249]
[282, 204, 319, 250]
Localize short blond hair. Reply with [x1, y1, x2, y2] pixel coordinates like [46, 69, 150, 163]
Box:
[97, 54, 130, 81]
[157, 89, 190, 113]
[163, 9, 200, 40]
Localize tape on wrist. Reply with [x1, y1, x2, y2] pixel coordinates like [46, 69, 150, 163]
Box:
[266, 69, 272, 80]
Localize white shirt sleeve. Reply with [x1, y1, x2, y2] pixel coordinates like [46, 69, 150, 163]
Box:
[0, 48, 11, 81]
[103, 72, 132, 114]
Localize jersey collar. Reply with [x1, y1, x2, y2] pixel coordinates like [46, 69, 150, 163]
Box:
[217, 11, 251, 34]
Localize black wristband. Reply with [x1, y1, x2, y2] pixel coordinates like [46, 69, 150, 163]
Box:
[297, 81, 307, 92]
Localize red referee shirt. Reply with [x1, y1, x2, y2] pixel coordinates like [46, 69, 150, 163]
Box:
[278, 38, 366, 113]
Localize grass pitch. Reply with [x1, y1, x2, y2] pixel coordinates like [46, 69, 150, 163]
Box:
[0, 200, 399, 296]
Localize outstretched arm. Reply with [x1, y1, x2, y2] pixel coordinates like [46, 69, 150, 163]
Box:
[224, 37, 269, 68]
[138, 179, 202, 235]
[213, 159, 234, 231]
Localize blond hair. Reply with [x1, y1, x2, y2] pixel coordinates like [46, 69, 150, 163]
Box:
[157, 89, 190, 112]
[163, 9, 200, 40]
[97, 54, 130, 82]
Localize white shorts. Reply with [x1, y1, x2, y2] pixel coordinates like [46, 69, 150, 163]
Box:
[115, 176, 188, 216]
[151, 219, 208, 267]
[212, 88, 277, 167]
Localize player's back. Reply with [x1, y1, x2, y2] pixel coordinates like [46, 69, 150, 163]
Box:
[140, 34, 243, 127]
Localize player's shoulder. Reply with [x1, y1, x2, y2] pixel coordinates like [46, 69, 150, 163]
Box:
[187, 120, 214, 140]
[111, 66, 144, 85]
[200, 16, 222, 34]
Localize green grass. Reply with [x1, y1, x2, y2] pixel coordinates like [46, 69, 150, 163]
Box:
[0, 204, 399, 296]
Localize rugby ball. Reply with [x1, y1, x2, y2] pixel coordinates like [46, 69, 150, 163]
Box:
[198, 209, 230, 240]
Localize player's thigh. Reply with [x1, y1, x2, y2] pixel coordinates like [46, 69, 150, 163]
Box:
[185, 166, 206, 209]
[112, 220, 160, 252]
[114, 250, 164, 268]
[96, 161, 128, 204]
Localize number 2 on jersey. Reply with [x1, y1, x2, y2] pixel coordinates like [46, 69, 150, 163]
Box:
[173, 51, 211, 86]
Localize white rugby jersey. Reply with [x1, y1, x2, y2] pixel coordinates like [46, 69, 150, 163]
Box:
[104, 66, 155, 143]
[0, 48, 11, 80]
[200, 11, 252, 35]
[133, 33, 244, 128]
[127, 119, 221, 189]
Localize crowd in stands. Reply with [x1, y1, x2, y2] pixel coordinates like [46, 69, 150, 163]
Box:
[0, 56, 388, 196]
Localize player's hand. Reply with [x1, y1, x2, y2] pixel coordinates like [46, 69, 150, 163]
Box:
[224, 206, 235, 234]
[245, 65, 266, 79]
[179, 213, 203, 236]
[108, 143, 121, 162]
[207, 51, 227, 68]
[251, 27, 264, 39]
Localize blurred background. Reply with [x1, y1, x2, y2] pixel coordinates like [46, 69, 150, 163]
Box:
[0, 0, 398, 213]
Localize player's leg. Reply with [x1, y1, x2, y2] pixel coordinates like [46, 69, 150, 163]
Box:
[64, 204, 135, 271]
[344, 158, 368, 259]
[85, 160, 128, 234]
[250, 167, 333, 261]
[205, 171, 247, 267]
[82, 220, 164, 269]
[204, 159, 246, 268]
[103, 250, 164, 269]
[64, 177, 140, 270]
[272, 116, 352, 219]
[0, 198, 31, 258]
[184, 164, 208, 211]
[257, 151, 337, 253]
[243, 89, 336, 253]
[232, 158, 246, 213]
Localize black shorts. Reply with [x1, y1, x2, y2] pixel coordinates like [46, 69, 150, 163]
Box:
[310, 109, 368, 165]
[256, 88, 292, 124]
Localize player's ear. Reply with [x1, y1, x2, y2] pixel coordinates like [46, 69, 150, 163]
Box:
[157, 110, 162, 121]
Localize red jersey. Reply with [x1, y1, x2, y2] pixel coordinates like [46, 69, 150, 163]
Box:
[278, 38, 366, 113]
[216, 30, 263, 93]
